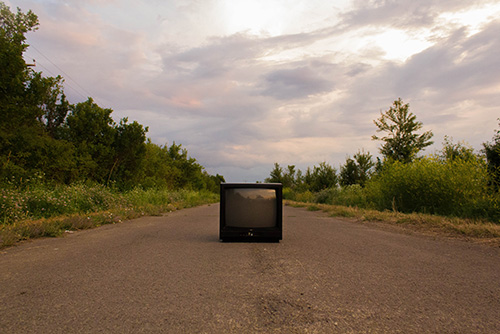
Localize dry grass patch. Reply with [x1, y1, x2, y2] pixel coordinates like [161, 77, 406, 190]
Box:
[286, 200, 500, 246]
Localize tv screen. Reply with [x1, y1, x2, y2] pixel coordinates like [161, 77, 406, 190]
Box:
[220, 183, 282, 242]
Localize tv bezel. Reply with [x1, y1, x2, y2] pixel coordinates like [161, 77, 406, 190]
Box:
[219, 183, 283, 242]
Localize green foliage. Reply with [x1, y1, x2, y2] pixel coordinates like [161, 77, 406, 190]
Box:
[135, 141, 224, 191]
[0, 181, 219, 227]
[279, 140, 498, 221]
[372, 98, 433, 163]
[441, 136, 477, 162]
[268, 162, 338, 192]
[64, 98, 116, 182]
[166, 142, 206, 189]
[0, 181, 117, 223]
[295, 190, 315, 203]
[340, 150, 374, 187]
[282, 165, 297, 188]
[110, 117, 148, 187]
[315, 184, 370, 208]
[203, 172, 225, 193]
[1, 4, 74, 182]
[305, 162, 338, 192]
[27, 73, 70, 136]
[266, 163, 300, 189]
[364, 157, 497, 220]
[266, 163, 284, 184]
[283, 187, 315, 202]
[483, 120, 500, 191]
[0, 183, 219, 248]
[339, 158, 357, 187]
[0, 3, 38, 112]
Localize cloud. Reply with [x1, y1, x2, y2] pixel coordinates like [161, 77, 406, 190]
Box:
[260, 64, 337, 100]
[395, 20, 500, 105]
[12, 0, 500, 181]
[343, 0, 496, 29]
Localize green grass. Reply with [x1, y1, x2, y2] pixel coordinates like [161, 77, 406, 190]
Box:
[0, 183, 219, 249]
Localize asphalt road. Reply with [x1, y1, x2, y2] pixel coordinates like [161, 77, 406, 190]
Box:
[1, 204, 499, 333]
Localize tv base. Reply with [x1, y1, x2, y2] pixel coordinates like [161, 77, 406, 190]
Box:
[220, 237, 280, 243]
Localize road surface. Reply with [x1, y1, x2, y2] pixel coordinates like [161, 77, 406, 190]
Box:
[1, 204, 499, 333]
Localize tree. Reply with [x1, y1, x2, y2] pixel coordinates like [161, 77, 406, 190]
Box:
[440, 136, 477, 163]
[266, 163, 284, 184]
[0, 3, 38, 105]
[0, 3, 75, 182]
[306, 162, 338, 192]
[29, 73, 70, 138]
[136, 141, 216, 190]
[339, 158, 358, 187]
[483, 121, 500, 190]
[1, 2, 39, 145]
[372, 98, 433, 163]
[110, 117, 148, 187]
[64, 98, 117, 182]
[167, 142, 205, 189]
[354, 150, 375, 185]
[340, 150, 375, 187]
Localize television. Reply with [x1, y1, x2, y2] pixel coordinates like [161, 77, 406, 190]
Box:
[219, 183, 283, 242]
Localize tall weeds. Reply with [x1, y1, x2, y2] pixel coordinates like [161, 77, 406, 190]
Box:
[0, 182, 219, 248]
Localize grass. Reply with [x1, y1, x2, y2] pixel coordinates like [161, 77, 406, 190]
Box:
[286, 200, 500, 247]
[0, 183, 219, 249]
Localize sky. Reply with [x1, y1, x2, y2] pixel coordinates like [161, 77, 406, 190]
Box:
[6, 0, 500, 182]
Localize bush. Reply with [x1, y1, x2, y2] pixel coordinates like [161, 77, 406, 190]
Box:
[282, 188, 315, 203]
[364, 157, 497, 220]
[314, 188, 337, 204]
[332, 184, 371, 208]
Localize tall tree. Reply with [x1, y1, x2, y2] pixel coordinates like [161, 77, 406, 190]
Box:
[65, 98, 116, 182]
[29, 73, 70, 138]
[266, 163, 284, 184]
[339, 157, 358, 187]
[167, 142, 204, 189]
[282, 165, 296, 188]
[307, 162, 337, 192]
[110, 118, 148, 187]
[0, 2, 39, 134]
[372, 98, 433, 163]
[0, 3, 74, 181]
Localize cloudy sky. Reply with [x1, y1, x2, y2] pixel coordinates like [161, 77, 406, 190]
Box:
[7, 0, 500, 181]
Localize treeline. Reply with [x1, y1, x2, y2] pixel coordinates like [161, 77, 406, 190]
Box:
[267, 99, 500, 222]
[0, 3, 223, 191]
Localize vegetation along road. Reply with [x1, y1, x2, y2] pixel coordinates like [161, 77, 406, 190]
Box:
[1, 204, 499, 333]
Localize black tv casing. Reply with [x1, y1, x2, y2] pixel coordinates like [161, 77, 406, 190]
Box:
[219, 183, 283, 242]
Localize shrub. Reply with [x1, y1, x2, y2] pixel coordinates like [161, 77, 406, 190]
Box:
[364, 157, 497, 220]
[331, 184, 371, 208]
[282, 188, 315, 203]
[314, 188, 337, 204]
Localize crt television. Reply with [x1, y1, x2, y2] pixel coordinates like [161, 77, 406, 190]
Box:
[219, 183, 283, 242]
